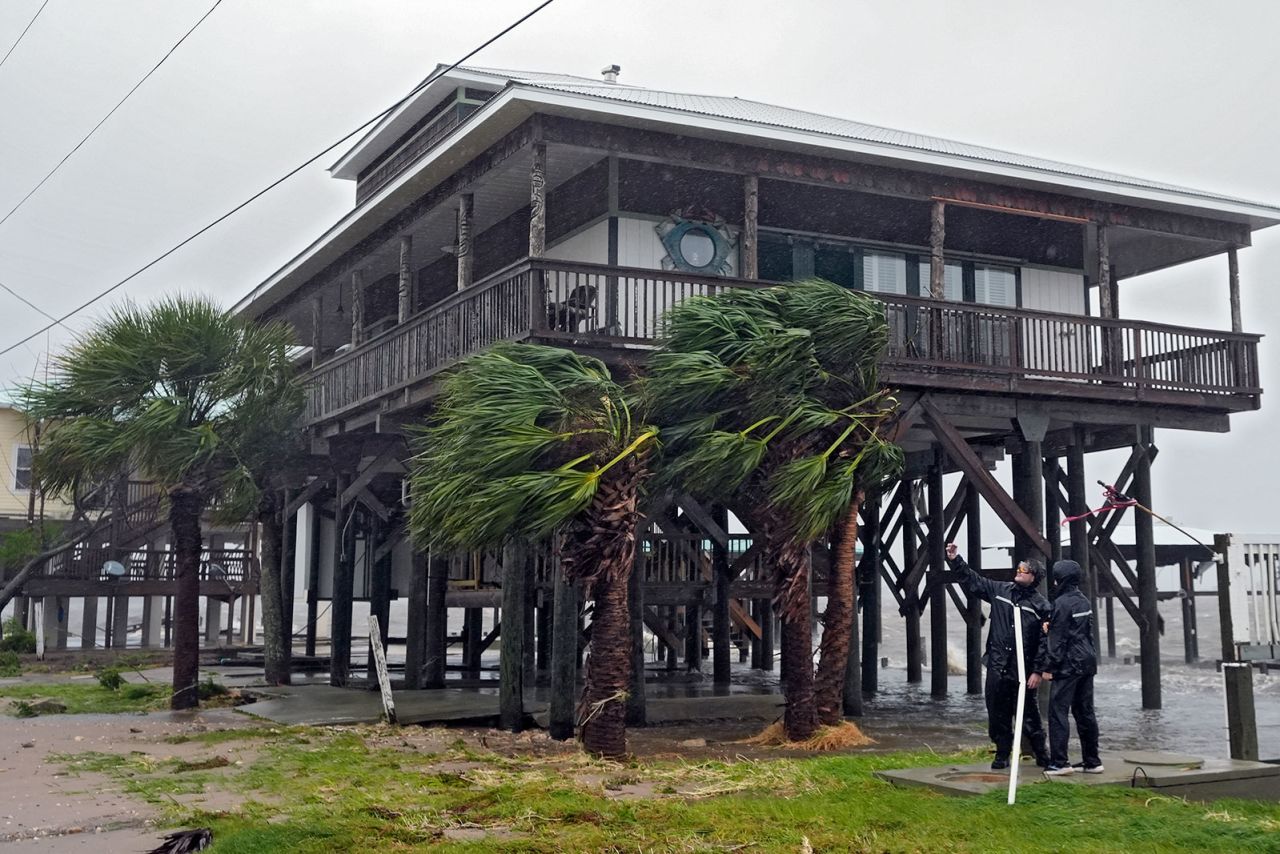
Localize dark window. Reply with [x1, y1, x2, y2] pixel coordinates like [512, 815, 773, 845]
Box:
[14, 445, 31, 491]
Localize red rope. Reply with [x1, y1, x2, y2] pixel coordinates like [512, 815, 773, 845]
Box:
[1061, 483, 1137, 525]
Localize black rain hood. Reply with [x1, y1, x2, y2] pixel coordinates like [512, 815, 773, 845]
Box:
[1053, 559, 1082, 590]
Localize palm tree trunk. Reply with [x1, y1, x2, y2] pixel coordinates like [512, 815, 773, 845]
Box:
[567, 463, 643, 759]
[774, 539, 819, 741]
[814, 496, 862, 725]
[170, 487, 204, 710]
[581, 566, 631, 758]
[257, 494, 290, 686]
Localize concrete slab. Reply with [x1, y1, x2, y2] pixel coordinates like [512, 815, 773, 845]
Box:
[242, 684, 548, 727]
[877, 751, 1280, 802]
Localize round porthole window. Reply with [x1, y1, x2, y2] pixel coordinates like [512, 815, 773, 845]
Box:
[657, 217, 734, 274]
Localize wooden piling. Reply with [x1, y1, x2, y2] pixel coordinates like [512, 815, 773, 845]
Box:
[965, 481, 983, 695]
[860, 495, 881, 696]
[499, 540, 527, 732]
[404, 551, 428, 689]
[1067, 426, 1098, 652]
[330, 484, 355, 688]
[712, 507, 732, 686]
[423, 552, 449, 688]
[549, 561, 579, 740]
[627, 547, 646, 725]
[1133, 426, 1161, 709]
[928, 451, 948, 698]
[902, 484, 922, 683]
[1214, 533, 1259, 760]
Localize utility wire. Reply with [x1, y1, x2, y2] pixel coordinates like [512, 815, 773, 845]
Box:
[0, 1, 224, 232]
[0, 278, 67, 329]
[0, 0, 557, 360]
[0, 0, 49, 72]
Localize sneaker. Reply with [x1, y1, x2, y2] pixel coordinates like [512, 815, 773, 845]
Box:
[991, 756, 1010, 770]
[1044, 765, 1074, 777]
[1081, 764, 1104, 774]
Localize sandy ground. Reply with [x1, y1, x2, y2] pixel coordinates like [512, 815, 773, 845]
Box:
[0, 708, 260, 852]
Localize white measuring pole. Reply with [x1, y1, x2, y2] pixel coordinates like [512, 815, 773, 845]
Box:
[1008, 604, 1027, 805]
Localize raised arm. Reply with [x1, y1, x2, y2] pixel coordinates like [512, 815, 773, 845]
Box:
[945, 542, 999, 604]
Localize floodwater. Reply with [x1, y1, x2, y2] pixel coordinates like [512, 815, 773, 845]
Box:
[17, 577, 1277, 761]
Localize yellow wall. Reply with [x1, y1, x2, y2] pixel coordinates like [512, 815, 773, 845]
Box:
[0, 407, 74, 522]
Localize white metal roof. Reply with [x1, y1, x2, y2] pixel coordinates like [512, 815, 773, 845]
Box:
[420, 65, 1280, 217]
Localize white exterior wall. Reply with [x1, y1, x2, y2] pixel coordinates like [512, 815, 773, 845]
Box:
[545, 220, 608, 263]
[1019, 267, 1086, 314]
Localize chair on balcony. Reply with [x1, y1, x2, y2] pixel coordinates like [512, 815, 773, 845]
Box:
[546, 284, 598, 332]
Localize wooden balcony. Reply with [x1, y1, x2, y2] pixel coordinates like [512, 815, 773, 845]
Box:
[304, 259, 1262, 426]
[26, 546, 258, 598]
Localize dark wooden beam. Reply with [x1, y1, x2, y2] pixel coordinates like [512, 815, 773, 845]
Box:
[920, 398, 1052, 558]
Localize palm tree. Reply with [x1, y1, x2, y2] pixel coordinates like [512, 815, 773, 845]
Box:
[407, 341, 656, 758]
[645, 280, 900, 739]
[22, 297, 303, 709]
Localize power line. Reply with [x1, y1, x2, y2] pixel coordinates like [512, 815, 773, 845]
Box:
[0, 0, 49, 72]
[0, 1, 224, 231]
[0, 0, 557, 360]
[0, 278, 67, 329]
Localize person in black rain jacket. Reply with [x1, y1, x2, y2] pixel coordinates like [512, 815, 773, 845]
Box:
[1036, 558, 1102, 775]
[945, 543, 1050, 770]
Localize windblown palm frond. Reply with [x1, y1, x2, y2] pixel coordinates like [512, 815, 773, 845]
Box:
[408, 341, 657, 556]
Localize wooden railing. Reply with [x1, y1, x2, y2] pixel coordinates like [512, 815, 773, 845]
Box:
[43, 546, 257, 585]
[304, 258, 1262, 423]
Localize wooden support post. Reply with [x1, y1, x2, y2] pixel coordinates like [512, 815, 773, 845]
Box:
[902, 484, 922, 683]
[742, 174, 759, 279]
[929, 200, 946, 299]
[305, 505, 322, 658]
[1180, 557, 1198, 664]
[1067, 426, 1098, 652]
[523, 557, 536, 680]
[456, 193, 474, 291]
[711, 507, 731, 687]
[80, 596, 98, 649]
[280, 492, 296, 673]
[424, 552, 449, 688]
[549, 561, 579, 740]
[1043, 456, 1062, 567]
[463, 607, 482, 678]
[369, 519, 392, 668]
[627, 545, 646, 725]
[928, 449, 948, 698]
[1133, 426, 1161, 709]
[1105, 594, 1116, 658]
[404, 551, 428, 689]
[760, 597, 774, 670]
[1097, 223, 1113, 318]
[529, 142, 547, 258]
[163, 596, 172, 648]
[1214, 534, 1259, 760]
[685, 602, 703, 672]
[350, 269, 365, 347]
[398, 235, 413, 323]
[112, 593, 130, 649]
[1012, 442, 1046, 583]
[964, 481, 984, 695]
[310, 295, 322, 369]
[1227, 247, 1242, 333]
[536, 582, 551, 672]
[330, 480, 355, 687]
[499, 540, 527, 732]
[859, 495, 881, 695]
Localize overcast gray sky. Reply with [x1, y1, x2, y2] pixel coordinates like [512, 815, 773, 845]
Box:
[0, 0, 1276, 532]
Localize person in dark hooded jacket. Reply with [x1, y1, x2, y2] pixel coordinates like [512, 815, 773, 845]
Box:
[945, 543, 1050, 770]
[1036, 559, 1102, 775]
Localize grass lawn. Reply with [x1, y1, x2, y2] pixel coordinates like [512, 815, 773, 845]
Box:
[0, 680, 170, 714]
[54, 726, 1280, 853]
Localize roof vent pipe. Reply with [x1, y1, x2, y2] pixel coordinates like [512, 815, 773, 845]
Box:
[601, 64, 620, 84]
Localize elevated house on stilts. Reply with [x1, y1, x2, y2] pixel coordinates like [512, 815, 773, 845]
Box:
[223, 65, 1273, 728]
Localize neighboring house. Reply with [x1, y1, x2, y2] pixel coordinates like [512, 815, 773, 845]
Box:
[0, 404, 73, 531]
[228, 66, 1272, 701]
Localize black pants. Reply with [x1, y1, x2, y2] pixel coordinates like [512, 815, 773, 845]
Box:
[1048, 673, 1101, 767]
[985, 668, 1047, 761]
